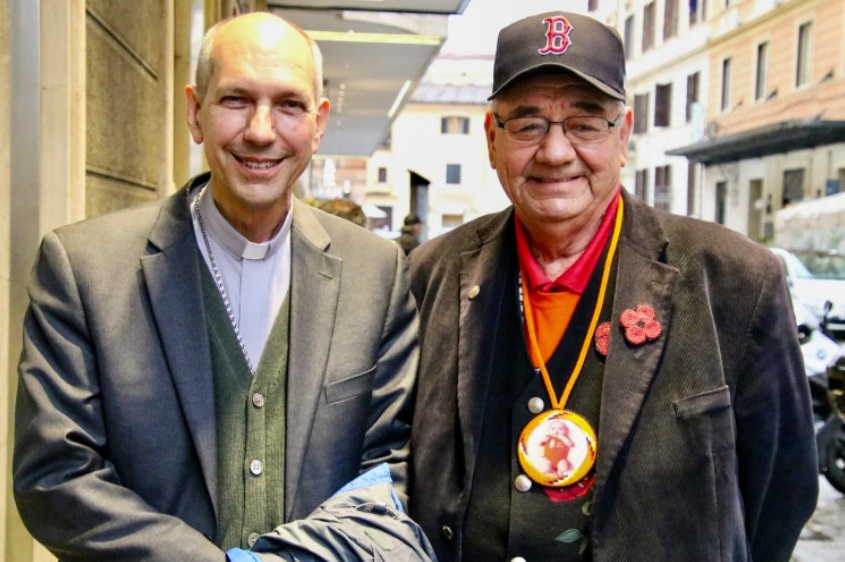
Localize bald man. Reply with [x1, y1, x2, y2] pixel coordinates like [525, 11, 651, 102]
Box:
[14, 12, 420, 561]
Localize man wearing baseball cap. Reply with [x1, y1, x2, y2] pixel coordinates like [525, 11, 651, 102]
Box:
[407, 11, 817, 562]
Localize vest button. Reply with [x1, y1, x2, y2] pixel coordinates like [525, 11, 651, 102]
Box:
[527, 396, 544, 414]
[514, 474, 533, 492]
[249, 459, 264, 476]
[252, 392, 265, 408]
[441, 525, 454, 540]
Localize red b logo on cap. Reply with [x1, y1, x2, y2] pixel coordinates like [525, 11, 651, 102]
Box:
[538, 16, 572, 55]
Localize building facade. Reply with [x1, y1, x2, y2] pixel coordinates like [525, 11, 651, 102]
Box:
[364, 54, 511, 241]
[596, 0, 845, 243]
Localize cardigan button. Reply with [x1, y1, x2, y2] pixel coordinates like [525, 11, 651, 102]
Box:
[252, 392, 265, 408]
[441, 525, 454, 540]
[468, 285, 481, 299]
[510, 557, 527, 562]
[248, 532, 260, 546]
[249, 459, 264, 476]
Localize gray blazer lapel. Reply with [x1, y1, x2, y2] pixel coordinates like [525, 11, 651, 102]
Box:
[595, 193, 677, 493]
[458, 210, 513, 488]
[286, 199, 342, 515]
[141, 181, 218, 515]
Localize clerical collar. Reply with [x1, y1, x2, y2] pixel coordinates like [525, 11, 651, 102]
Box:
[195, 181, 291, 261]
[515, 188, 621, 294]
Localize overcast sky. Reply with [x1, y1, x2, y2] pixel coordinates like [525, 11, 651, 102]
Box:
[442, 0, 589, 55]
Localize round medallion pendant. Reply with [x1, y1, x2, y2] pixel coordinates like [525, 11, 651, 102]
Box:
[517, 409, 597, 488]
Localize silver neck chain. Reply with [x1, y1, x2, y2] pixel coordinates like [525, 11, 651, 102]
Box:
[194, 185, 256, 373]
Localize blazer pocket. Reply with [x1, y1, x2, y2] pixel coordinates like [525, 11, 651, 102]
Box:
[673, 385, 735, 456]
[673, 385, 732, 419]
[323, 366, 377, 404]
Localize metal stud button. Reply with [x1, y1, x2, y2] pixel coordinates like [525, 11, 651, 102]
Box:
[527, 396, 545, 414]
[514, 474, 533, 492]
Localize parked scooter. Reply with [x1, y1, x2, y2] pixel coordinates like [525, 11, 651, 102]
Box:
[796, 298, 841, 427]
[813, 301, 845, 494]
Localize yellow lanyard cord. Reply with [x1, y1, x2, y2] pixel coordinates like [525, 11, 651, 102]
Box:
[520, 199, 624, 411]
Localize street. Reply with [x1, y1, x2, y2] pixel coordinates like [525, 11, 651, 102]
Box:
[790, 476, 845, 561]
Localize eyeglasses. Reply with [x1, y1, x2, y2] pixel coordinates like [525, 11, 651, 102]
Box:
[494, 113, 623, 145]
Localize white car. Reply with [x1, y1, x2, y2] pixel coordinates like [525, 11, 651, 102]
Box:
[771, 247, 845, 336]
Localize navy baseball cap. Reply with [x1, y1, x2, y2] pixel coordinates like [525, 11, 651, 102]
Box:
[489, 12, 626, 101]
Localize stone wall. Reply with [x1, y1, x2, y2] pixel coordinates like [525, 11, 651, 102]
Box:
[85, 0, 173, 217]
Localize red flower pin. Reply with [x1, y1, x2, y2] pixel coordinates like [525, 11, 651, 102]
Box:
[620, 305, 662, 346]
[594, 321, 611, 357]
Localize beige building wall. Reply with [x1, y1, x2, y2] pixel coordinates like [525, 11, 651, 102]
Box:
[709, 0, 845, 136]
[700, 0, 845, 237]
[373, 101, 509, 238]
[2, 0, 190, 559]
[86, 0, 175, 215]
[1, 0, 12, 556]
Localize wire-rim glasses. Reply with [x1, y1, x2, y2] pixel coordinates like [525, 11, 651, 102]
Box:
[494, 112, 623, 145]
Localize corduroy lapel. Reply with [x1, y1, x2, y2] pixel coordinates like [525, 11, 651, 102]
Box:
[457, 209, 514, 491]
[594, 192, 677, 497]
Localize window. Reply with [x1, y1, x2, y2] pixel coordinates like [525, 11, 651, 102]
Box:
[442, 214, 464, 232]
[796, 22, 813, 87]
[689, 0, 706, 26]
[654, 165, 672, 211]
[654, 83, 672, 127]
[685, 72, 700, 123]
[446, 164, 461, 185]
[783, 169, 805, 205]
[377, 166, 387, 183]
[634, 93, 650, 134]
[441, 116, 469, 135]
[716, 181, 727, 225]
[755, 42, 768, 101]
[635, 169, 649, 200]
[624, 15, 635, 60]
[663, 0, 678, 41]
[721, 57, 732, 111]
[642, 2, 656, 52]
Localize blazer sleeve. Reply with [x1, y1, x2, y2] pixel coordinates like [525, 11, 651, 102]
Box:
[733, 254, 819, 562]
[357, 245, 420, 504]
[13, 231, 225, 562]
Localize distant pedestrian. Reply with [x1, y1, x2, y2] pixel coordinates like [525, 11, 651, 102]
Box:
[395, 214, 422, 255]
[319, 198, 368, 228]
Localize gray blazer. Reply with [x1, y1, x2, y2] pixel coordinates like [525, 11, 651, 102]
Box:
[13, 173, 419, 561]
[408, 190, 818, 562]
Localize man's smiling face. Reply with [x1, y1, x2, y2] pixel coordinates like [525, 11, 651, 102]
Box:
[186, 15, 329, 226]
[486, 72, 631, 231]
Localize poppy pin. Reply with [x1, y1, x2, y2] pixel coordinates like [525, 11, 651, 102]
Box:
[594, 322, 611, 357]
[620, 305, 662, 346]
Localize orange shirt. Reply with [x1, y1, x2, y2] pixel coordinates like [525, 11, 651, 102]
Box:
[515, 190, 620, 363]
